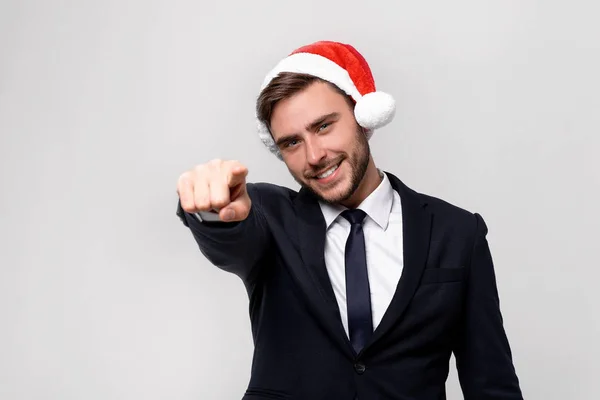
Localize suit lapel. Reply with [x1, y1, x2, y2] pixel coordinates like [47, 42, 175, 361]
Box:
[364, 172, 432, 351]
[288, 172, 431, 357]
[292, 188, 355, 357]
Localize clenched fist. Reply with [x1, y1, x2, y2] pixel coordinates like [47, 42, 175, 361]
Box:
[177, 159, 251, 222]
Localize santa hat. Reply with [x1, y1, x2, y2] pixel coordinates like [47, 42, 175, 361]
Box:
[256, 40, 396, 160]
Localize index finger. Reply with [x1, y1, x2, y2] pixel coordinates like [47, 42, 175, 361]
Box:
[225, 161, 248, 186]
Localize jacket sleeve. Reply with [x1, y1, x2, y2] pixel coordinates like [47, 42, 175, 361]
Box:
[176, 183, 272, 283]
[453, 213, 524, 399]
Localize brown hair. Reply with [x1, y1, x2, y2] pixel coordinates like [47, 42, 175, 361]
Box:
[256, 72, 354, 133]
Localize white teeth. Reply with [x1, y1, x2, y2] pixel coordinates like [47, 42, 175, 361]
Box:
[317, 163, 339, 179]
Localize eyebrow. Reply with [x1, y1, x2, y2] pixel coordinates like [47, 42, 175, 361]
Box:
[274, 112, 340, 147]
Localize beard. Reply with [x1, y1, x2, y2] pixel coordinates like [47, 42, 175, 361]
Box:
[291, 128, 370, 205]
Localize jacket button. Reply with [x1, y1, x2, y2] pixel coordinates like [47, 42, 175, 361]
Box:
[354, 363, 366, 374]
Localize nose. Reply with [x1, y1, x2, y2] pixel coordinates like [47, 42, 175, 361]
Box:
[305, 135, 326, 165]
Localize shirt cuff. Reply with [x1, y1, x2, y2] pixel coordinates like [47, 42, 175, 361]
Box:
[194, 210, 224, 223]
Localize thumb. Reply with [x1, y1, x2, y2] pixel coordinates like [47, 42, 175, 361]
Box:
[218, 192, 251, 222]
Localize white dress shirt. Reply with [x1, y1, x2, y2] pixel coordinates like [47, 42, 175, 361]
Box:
[318, 170, 404, 338]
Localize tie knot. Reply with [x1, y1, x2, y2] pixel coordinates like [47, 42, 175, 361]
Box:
[341, 209, 367, 225]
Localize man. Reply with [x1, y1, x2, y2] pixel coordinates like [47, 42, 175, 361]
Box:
[176, 41, 523, 399]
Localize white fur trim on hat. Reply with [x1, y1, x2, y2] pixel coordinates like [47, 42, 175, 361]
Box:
[261, 53, 363, 100]
[257, 119, 283, 160]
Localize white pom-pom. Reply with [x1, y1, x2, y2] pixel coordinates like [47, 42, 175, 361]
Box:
[354, 91, 396, 130]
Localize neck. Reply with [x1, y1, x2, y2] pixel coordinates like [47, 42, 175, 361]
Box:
[340, 156, 381, 209]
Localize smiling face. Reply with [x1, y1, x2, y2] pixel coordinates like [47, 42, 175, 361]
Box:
[268, 80, 377, 207]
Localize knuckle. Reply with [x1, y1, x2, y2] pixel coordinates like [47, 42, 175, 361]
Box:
[210, 194, 228, 208]
[178, 171, 191, 186]
[227, 159, 240, 168]
[207, 158, 222, 168]
[193, 164, 207, 176]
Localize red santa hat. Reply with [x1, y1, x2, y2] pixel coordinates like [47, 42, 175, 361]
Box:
[257, 40, 396, 160]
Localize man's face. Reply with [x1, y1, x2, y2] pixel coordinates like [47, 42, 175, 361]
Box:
[270, 81, 370, 205]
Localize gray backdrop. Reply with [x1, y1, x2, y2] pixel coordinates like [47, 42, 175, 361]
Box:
[1, 0, 599, 399]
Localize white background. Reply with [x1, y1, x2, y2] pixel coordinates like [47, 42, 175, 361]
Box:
[1, 0, 599, 398]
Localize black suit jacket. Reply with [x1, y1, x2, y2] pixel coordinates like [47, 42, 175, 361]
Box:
[177, 171, 523, 400]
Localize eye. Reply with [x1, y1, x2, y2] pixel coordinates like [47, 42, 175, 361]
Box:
[284, 139, 300, 148]
[318, 122, 330, 132]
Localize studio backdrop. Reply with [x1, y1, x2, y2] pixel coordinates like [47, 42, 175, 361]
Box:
[1, 0, 598, 399]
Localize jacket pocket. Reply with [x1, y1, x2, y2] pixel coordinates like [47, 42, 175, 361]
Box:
[244, 387, 290, 399]
[420, 266, 466, 284]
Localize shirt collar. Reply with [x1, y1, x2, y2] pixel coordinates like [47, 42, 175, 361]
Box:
[318, 170, 394, 230]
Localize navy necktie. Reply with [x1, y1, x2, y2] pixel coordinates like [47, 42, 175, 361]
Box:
[341, 209, 373, 354]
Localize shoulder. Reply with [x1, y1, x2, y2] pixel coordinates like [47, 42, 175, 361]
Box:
[393, 175, 486, 238]
[421, 191, 486, 235]
[420, 192, 474, 222]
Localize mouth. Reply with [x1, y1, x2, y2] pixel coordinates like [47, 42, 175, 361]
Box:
[312, 161, 343, 183]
